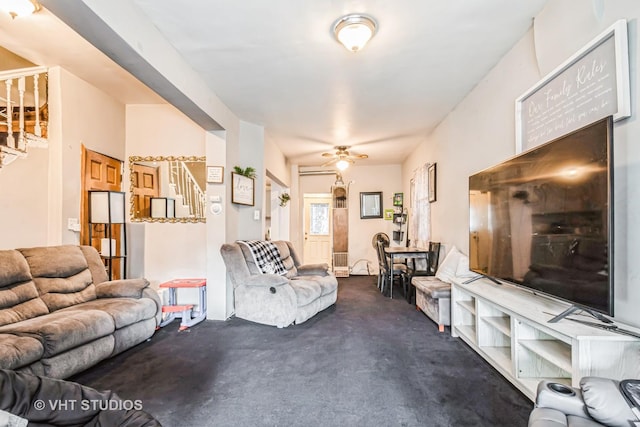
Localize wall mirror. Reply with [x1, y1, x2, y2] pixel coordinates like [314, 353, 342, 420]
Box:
[129, 155, 206, 223]
[360, 192, 383, 219]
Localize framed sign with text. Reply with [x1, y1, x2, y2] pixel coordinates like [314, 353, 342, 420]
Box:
[231, 172, 255, 206]
[207, 166, 224, 183]
[515, 19, 630, 153]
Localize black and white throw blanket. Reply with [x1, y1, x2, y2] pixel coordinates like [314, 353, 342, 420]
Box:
[237, 240, 288, 275]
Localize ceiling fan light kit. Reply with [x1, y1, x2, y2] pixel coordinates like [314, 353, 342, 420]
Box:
[336, 159, 350, 171]
[333, 14, 377, 52]
[321, 145, 369, 170]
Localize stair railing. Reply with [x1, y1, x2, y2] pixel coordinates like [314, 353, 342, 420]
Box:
[0, 66, 48, 168]
[168, 160, 206, 218]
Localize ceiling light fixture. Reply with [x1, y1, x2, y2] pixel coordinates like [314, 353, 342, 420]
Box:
[333, 14, 377, 52]
[336, 159, 350, 171]
[1, 0, 41, 18]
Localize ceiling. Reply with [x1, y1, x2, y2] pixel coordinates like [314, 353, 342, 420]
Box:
[1, 0, 549, 167]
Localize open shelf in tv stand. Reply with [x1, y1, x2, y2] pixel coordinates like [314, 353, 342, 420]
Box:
[450, 276, 640, 401]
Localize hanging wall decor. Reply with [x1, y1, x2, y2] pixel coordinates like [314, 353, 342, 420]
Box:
[515, 20, 630, 153]
[428, 163, 437, 203]
[231, 172, 255, 206]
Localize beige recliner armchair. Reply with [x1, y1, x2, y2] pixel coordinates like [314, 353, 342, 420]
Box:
[528, 377, 639, 427]
[220, 240, 338, 328]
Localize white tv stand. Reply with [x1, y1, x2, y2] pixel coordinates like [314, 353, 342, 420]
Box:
[451, 277, 640, 401]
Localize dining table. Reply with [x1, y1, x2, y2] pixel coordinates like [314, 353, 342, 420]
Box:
[383, 246, 430, 299]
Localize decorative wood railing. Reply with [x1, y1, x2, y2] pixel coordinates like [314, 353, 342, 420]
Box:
[169, 161, 206, 218]
[0, 66, 48, 168]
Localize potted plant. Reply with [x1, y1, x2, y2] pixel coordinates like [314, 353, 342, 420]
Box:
[233, 166, 256, 179]
[278, 193, 291, 207]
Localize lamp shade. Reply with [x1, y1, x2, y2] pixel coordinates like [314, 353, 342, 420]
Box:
[336, 159, 350, 171]
[89, 191, 126, 224]
[150, 197, 175, 218]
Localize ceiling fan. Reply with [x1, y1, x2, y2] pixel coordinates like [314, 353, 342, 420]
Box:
[321, 145, 369, 170]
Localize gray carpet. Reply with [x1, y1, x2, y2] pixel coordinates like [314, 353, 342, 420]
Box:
[71, 276, 533, 426]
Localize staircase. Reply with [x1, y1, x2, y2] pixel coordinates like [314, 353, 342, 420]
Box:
[0, 66, 48, 168]
[168, 160, 206, 218]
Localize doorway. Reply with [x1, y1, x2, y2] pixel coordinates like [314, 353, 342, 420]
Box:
[131, 162, 160, 218]
[266, 175, 290, 242]
[80, 146, 124, 279]
[303, 194, 332, 266]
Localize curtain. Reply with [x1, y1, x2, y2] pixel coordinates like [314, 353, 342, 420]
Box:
[409, 163, 431, 249]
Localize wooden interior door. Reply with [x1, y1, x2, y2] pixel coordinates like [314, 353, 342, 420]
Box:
[80, 146, 123, 278]
[131, 163, 159, 218]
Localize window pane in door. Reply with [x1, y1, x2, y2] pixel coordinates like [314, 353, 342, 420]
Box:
[310, 203, 329, 235]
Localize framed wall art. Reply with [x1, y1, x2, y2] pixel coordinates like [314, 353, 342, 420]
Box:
[231, 172, 254, 206]
[428, 163, 437, 203]
[515, 19, 630, 153]
[360, 192, 382, 219]
[207, 166, 224, 184]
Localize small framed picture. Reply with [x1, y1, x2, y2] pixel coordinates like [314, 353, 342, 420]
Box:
[393, 193, 403, 207]
[360, 192, 383, 219]
[383, 209, 394, 221]
[207, 166, 224, 184]
[428, 163, 437, 203]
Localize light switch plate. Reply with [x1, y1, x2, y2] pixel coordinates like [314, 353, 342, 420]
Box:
[67, 218, 81, 232]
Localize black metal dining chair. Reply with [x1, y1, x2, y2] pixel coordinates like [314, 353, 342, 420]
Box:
[376, 239, 409, 297]
[373, 233, 390, 291]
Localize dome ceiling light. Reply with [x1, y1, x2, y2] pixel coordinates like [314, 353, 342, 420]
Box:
[333, 14, 377, 52]
[1, 0, 41, 18]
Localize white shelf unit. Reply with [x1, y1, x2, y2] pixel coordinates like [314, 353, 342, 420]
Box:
[451, 277, 640, 401]
[451, 288, 476, 345]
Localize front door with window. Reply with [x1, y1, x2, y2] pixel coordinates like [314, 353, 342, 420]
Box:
[303, 195, 332, 267]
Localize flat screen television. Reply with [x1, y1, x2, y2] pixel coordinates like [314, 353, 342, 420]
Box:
[468, 116, 613, 321]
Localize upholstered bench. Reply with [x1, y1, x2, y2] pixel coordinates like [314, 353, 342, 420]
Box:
[412, 276, 451, 332]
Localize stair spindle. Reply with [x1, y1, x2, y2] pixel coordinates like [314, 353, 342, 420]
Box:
[33, 74, 41, 137]
[17, 76, 25, 151]
[5, 79, 15, 149]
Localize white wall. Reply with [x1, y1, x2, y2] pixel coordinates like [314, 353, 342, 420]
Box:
[58, 68, 127, 245]
[234, 121, 265, 240]
[268, 180, 290, 241]
[125, 104, 207, 305]
[205, 131, 231, 318]
[264, 137, 290, 187]
[296, 164, 402, 274]
[0, 65, 128, 248]
[0, 46, 34, 69]
[0, 148, 49, 249]
[402, 30, 540, 252]
[402, 0, 640, 327]
[75, 0, 252, 321]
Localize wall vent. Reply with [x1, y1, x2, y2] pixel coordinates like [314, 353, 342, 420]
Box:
[333, 252, 349, 277]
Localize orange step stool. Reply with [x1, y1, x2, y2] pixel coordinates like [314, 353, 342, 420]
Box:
[158, 278, 206, 330]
